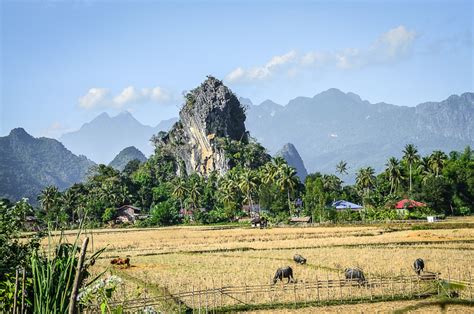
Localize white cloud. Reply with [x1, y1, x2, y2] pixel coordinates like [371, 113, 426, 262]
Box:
[78, 88, 110, 109]
[226, 26, 417, 82]
[113, 86, 140, 106]
[78, 85, 172, 110]
[226, 50, 297, 82]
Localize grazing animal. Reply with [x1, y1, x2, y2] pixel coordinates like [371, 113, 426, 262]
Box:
[345, 267, 366, 285]
[293, 254, 307, 264]
[111, 257, 130, 268]
[273, 266, 294, 284]
[413, 258, 424, 275]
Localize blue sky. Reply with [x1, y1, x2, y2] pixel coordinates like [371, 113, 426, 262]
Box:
[1, 0, 472, 138]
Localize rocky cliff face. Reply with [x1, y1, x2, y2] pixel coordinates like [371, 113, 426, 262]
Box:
[155, 76, 248, 176]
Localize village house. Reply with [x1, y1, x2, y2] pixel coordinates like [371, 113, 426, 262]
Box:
[115, 205, 147, 224]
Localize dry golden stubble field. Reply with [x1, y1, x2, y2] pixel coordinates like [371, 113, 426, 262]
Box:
[249, 298, 473, 313]
[73, 221, 474, 308]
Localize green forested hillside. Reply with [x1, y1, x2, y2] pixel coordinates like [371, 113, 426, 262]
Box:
[0, 128, 95, 202]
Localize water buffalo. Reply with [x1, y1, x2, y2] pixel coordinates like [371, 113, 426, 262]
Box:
[273, 266, 294, 284]
[293, 254, 307, 264]
[345, 267, 366, 285]
[111, 257, 130, 268]
[413, 258, 424, 275]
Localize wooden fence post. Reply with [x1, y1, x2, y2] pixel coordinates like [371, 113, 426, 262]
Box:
[69, 237, 89, 314]
[303, 281, 307, 306]
[380, 273, 383, 299]
[13, 268, 19, 314]
[245, 283, 248, 304]
[192, 286, 195, 314]
[469, 267, 472, 300]
[198, 287, 202, 314]
[220, 280, 223, 309]
[338, 272, 343, 302]
[205, 286, 209, 313]
[349, 273, 352, 302]
[316, 276, 320, 303]
[326, 272, 330, 301]
[390, 274, 394, 300]
[293, 283, 297, 307]
[212, 280, 216, 312]
[21, 267, 26, 314]
[178, 287, 182, 313]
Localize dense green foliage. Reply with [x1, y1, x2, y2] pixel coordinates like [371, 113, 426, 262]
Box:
[2, 144, 473, 229]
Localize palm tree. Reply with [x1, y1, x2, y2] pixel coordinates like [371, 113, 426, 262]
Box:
[417, 156, 433, 183]
[385, 157, 404, 194]
[355, 167, 375, 204]
[336, 160, 348, 176]
[187, 180, 201, 213]
[60, 189, 77, 223]
[429, 150, 448, 177]
[260, 162, 277, 185]
[238, 169, 259, 214]
[276, 164, 299, 213]
[172, 178, 188, 214]
[403, 144, 420, 194]
[38, 186, 60, 227]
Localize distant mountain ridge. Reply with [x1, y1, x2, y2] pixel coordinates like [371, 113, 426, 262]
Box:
[244, 90, 474, 179]
[0, 128, 95, 202]
[59, 111, 176, 164]
[109, 146, 147, 171]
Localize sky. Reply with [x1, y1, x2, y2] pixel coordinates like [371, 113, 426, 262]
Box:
[1, 0, 473, 138]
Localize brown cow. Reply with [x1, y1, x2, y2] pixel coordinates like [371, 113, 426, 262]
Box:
[110, 257, 130, 268]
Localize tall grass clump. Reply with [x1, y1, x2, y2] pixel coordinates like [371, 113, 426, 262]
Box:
[30, 225, 103, 313]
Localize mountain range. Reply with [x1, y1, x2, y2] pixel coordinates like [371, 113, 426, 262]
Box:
[244, 90, 474, 179]
[59, 112, 176, 164]
[0, 128, 95, 202]
[3, 89, 471, 203]
[57, 90, 474, 180]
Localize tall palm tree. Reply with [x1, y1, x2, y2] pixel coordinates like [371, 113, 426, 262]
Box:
[276, 164, 299, 213]
[417, 156, 433, 183]
[355, 167, 375, 203]
[260, 162, 277, 185]
[38, 186, 60, 227]
[172, 178, 188, 214]
[385, 157, 404, 194]
[187, 180, 201, 213]
[336, 160, 348, 176]
[402, 144, 420, 193]
[238, 169, 259, 213]
[60, 189, 77, 223]
[429, 150, 448, 177]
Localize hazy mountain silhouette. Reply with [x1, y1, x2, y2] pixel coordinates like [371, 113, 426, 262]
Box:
[245, 90, 473, 179]
[59, 111, 176, 164]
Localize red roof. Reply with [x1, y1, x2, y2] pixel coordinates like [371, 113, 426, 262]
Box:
[395, 199, 426, 209]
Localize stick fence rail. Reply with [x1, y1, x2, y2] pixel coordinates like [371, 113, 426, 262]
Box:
[82, 272, 473, 313]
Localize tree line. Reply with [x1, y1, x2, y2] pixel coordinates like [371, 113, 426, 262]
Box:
[1, 144, 473, 229]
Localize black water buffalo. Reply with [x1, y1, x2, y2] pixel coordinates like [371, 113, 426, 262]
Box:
[345, 267, 366, 284]
[293, 254, 307, 264]
[273, 266, 294, 284]
[413, 258, 424, 275]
